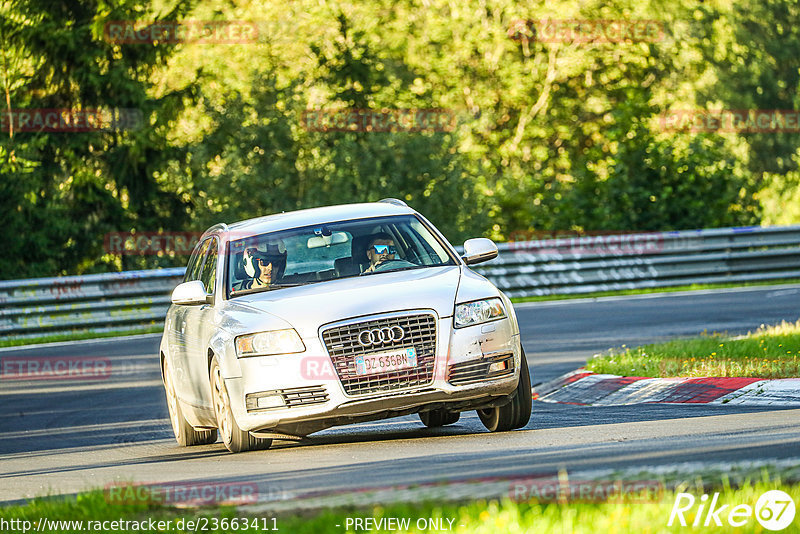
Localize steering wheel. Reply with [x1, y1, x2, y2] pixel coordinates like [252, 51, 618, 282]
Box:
[360, 258, 399, 275]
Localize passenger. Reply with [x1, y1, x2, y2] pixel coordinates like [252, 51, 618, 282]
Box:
[363, 233, 397, 273]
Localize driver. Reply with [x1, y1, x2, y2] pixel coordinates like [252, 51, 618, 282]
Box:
[363, 233, 397, 273]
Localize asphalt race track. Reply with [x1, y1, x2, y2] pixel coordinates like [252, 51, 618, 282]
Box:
[1, 285, 799, 504]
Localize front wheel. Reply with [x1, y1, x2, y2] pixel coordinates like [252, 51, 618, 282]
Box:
[477, 348, 532, 432]
[210, 357, 272, 453]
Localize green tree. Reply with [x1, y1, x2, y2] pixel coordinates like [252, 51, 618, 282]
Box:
[186, 10, 484, 243]
[0, 0, 196, 277]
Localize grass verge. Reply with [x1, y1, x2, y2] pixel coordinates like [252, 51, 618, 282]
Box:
[586, 320, 800, 378]
[1, 478, 798, 533]
[510, 278, 800, 303]
[0, 326, 163, 349]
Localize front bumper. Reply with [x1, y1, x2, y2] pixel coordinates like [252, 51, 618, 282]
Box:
[223, 312, 521, 437]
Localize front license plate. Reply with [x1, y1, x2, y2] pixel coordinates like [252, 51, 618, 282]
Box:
[355, 348, 418, 376]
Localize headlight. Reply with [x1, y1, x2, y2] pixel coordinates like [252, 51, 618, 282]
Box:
[454, 298, 506, 328]
[235, 329, 306, 357]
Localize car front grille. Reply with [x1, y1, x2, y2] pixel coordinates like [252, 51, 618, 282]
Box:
[321, 313, 437, 396]
[447, 353, 515, 386]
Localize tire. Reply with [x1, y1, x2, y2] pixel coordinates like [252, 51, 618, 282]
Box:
[163, 357, 217, 446]
[477, 348, 532, 432]
[419, 409, 460, 427]
[210, 357, 272, 453]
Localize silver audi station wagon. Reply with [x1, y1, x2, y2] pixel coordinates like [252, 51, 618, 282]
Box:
[160, 199, 531, 452]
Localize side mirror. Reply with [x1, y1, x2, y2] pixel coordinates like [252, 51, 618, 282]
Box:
[462, 238, 498, 265]
[171, 280, 211, 306]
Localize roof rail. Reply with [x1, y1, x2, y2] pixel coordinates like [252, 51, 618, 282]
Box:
[377, 198, 408, 207]
[202, 222, 229, 238]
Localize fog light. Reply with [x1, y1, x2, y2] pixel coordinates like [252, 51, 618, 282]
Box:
[256, 394, 285, 409]
[488, 361, 508, 373]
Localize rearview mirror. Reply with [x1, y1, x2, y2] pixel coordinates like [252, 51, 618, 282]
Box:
[462, 238, 498, 265]
[171, 280, 211, 306]
[307, 232, 349, 248]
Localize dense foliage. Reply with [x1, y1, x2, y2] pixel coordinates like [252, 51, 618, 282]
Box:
[1, 0, 798, 277]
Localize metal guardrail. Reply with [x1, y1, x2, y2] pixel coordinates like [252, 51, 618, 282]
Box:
[481, 225, 800, 298]
[0, 268, 185, 339]
[2, 225, 799, 339]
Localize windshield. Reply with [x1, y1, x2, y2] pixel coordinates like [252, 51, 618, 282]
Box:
[226, 215, 456, 298]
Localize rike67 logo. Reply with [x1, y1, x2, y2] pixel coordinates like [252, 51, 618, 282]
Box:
[669, 490, 796, 531]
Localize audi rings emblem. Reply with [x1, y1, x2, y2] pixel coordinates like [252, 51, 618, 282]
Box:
[358, 326, 405, 346]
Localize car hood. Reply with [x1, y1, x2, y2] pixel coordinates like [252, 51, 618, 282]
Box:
[222, 266, 463, 338]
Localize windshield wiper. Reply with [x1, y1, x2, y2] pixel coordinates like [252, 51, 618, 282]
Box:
[267, 282, 306, 289]
[366, 264, 428, 275]
[389, 265, 427, 272]
[230, 282, 307, 297]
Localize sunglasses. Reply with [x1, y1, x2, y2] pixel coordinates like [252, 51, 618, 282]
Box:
[372, 244, 397, 255]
